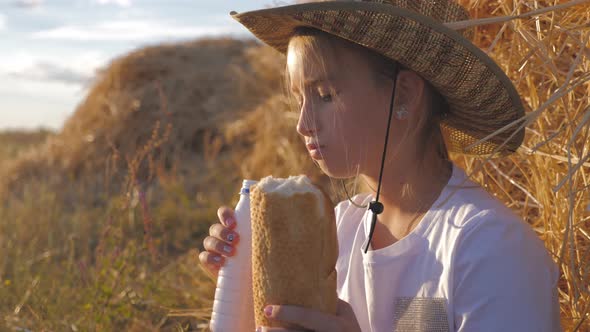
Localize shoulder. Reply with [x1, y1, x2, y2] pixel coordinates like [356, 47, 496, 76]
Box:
[447, 167, 544, 243]
[448, 169, 559, 284]
[449, 210, 560, 331]
[445, 170, 560, 330]
[433, 165, 557, 281]
[452, 205, 555, 275]
[436, 165, 528, 233]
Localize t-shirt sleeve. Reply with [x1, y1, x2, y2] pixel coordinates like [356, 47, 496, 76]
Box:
[452, 211, 561, 332]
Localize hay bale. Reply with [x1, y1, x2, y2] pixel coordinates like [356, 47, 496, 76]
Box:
[0, 38, 281, 199]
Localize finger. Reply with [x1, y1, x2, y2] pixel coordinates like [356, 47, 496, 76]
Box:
[217, 206, 236, 229]
[266, 305, 340, 331]
[208, 223, 240, 244]
[203, 236, 235, 256]
[198, 250, 225, 267]
[197, 255, 219, 281]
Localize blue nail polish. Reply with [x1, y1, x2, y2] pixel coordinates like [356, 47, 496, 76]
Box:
[227, 233, 234, 242]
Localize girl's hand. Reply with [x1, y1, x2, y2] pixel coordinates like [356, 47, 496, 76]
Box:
[197, 206, 240, 279]
[257, 299, 361, 332]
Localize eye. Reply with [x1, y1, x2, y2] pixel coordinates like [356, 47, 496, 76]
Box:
[320, 94, 333, 102]
[318, 87, 337, 103]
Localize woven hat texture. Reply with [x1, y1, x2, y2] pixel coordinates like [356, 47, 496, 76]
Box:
[231, 0, 526, 156]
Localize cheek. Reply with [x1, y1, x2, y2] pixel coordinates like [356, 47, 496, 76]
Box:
[329, 112, 372, 162]
[336, 103, 375, 144]
[341, 102, 390, 161]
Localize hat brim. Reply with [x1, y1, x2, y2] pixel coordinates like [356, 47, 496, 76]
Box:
[231, 2, 525, 156]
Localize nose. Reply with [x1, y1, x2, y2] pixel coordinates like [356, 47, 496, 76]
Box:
[296, 101, 319, 137]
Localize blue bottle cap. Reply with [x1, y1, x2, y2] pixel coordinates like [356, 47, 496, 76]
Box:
[239, 179, 258, 195]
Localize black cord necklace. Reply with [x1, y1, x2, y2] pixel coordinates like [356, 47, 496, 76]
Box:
[344, 66, 399, 254]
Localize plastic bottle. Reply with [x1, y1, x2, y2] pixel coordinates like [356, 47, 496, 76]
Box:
[209, 179, 257, 331]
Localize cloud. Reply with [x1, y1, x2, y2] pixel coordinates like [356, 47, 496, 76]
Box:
[0, 51, 108, 130]
[31, 20, 245, 42]
[0, 51, 107, 86]
[13, 0, 43, 8]
[96, 0, 132, 7]
[8, 62, 92, 85]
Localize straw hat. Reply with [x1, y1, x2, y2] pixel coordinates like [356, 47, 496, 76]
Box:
[231, 0, 526, 156]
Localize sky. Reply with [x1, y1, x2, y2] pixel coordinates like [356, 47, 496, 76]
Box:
[0, 0, 287, 131]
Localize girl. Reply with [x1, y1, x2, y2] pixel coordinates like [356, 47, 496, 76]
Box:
[199, 1, 561, 331]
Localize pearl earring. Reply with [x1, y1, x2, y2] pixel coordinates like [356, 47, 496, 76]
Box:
[395, 106, 409, 120]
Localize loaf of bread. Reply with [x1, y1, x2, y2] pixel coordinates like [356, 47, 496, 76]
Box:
[250, 175, 338, 329]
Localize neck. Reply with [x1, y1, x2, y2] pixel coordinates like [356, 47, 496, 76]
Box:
[361, 149, 452, 229]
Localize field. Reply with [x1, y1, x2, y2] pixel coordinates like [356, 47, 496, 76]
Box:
[1, 0, 589, 331]
[0, 128, 219, 331]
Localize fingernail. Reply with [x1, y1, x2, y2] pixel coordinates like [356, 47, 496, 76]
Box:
[223, 245, 232, 253]
[227, 233, 235, 242]
[255, 327, 262, 332]
[213, 256, 221, 262]
[226, 218, 235, 227]
[264, 305, 273, 317]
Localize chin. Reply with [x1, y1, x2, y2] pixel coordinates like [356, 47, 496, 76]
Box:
[317, 161, 360, 179]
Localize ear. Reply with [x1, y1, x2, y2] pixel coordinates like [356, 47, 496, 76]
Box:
[394, 70, 426, 114]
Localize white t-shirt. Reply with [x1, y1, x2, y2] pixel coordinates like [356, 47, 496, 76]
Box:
[334, 164, 561, 332]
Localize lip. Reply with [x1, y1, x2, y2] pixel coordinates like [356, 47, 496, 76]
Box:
[306, 143, 320, 151]
[306, 143, 324, 160]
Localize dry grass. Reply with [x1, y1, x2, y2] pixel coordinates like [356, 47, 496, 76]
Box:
[0, 0, 589, 330]
[0, 130, 52, 169]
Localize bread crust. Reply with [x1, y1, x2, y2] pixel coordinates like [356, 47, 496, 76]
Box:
[250, 179, 338, 329]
